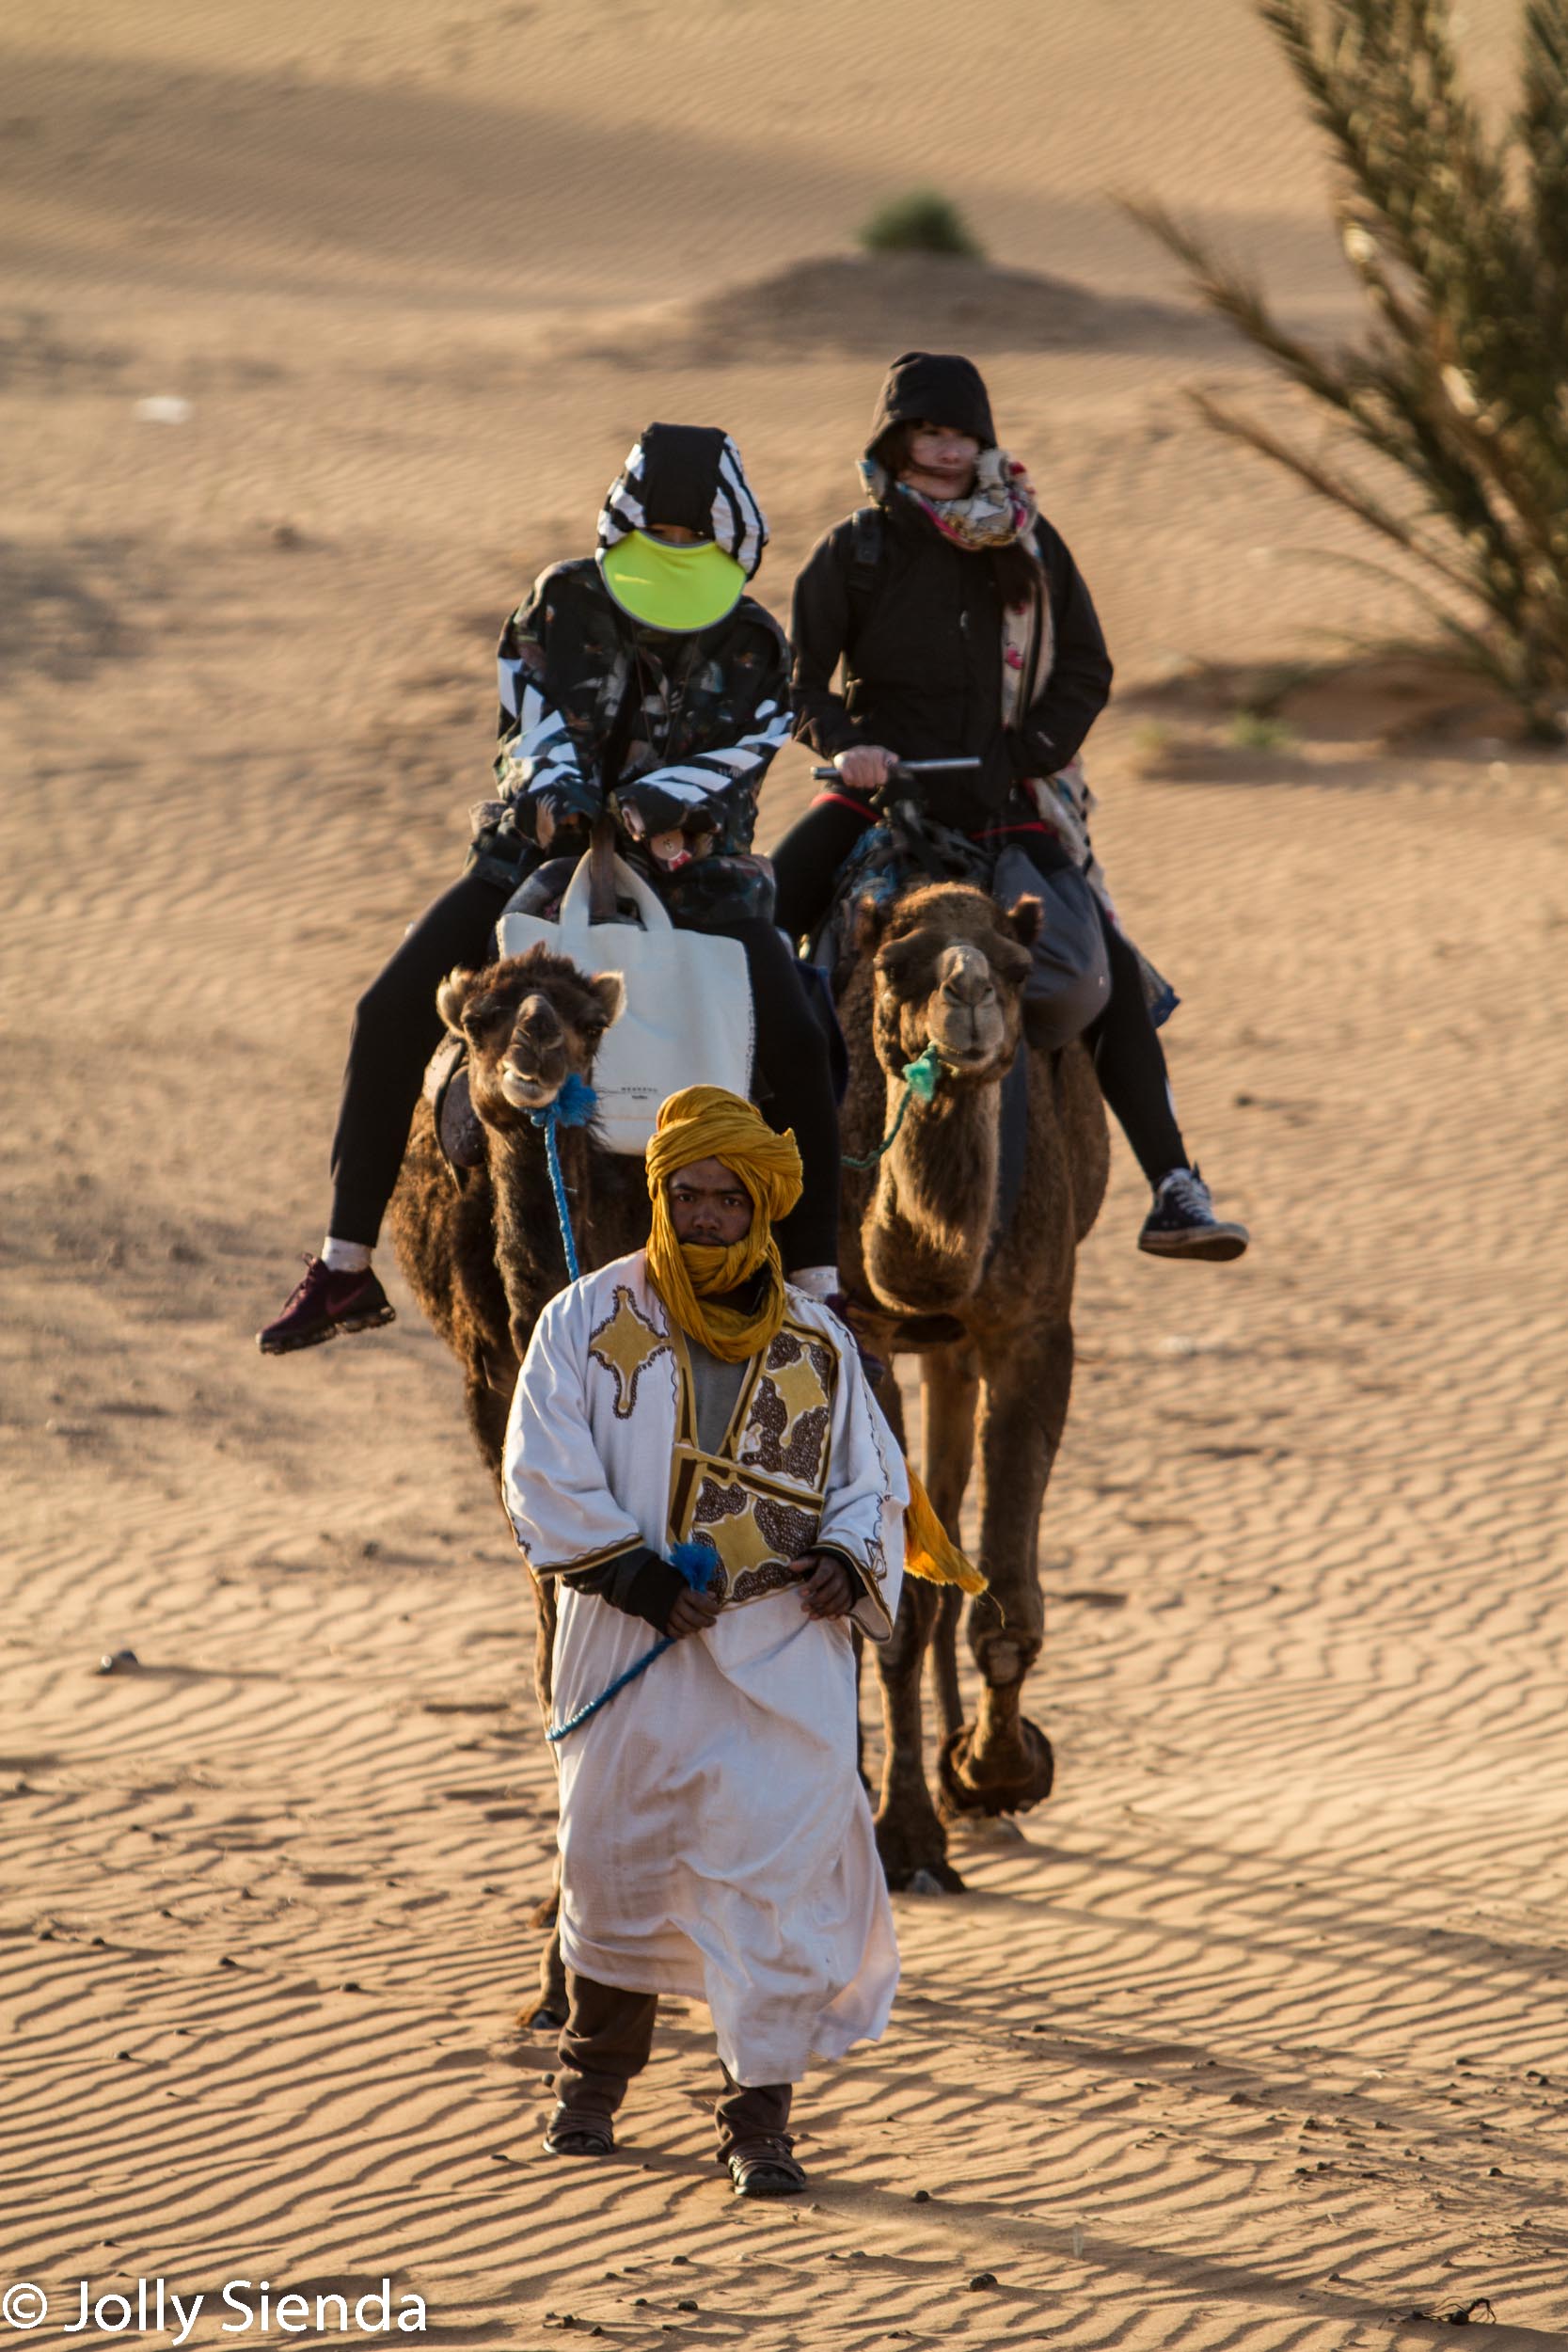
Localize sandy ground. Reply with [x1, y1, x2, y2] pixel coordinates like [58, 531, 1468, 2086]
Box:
[5, 2, 1568, 2345]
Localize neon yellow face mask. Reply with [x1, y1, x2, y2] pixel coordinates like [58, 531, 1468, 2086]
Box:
[599, 532, 747, 633]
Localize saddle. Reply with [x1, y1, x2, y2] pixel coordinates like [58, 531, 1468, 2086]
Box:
[422, 1032, 484, 1175]
[812, 816, 1112, 1054]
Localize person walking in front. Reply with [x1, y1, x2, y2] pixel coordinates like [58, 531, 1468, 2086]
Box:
[502, 1086, 906, 2197]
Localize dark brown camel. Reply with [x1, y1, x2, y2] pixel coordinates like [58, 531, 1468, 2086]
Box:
[388, 941, 646, 1495]
[836, 881, 1109, 1892]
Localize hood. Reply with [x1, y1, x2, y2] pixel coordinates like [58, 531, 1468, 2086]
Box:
[865, 352, 997, 463]
[597, 422, 768, 578]
[596, 422, 767, 633]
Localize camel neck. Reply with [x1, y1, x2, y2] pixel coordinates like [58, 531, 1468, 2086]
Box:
[872, 1069, 1001, 1315]
[488, 1116, 591, 1311]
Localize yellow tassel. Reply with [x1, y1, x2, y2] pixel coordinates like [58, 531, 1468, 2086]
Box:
[902, 1466, 987, 1593]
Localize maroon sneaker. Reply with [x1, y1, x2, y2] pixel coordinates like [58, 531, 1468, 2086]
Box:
[257, 1255, 396, 1355]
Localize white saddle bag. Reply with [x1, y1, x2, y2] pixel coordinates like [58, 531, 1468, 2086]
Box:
[497, 853, 753, 1155]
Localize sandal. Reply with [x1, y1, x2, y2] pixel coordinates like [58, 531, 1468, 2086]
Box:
[725, 2137, 806, 2198]
[543, 2103, 615, 2158]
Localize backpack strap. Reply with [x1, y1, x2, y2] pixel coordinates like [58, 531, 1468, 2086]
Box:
[845, 505, 884, 644]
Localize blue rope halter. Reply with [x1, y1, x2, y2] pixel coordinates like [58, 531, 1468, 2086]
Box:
[842, 1043, 943, 1169]
[526, 1070, 597, 1281]
[546, 1544, 718, 1742]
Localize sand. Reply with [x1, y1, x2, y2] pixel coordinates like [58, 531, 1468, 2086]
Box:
[4, 1, 1568, 2344]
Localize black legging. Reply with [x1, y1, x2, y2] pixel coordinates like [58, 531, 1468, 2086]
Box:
[770, 795, 1186, 1186]
[328, 866, 841, 1268]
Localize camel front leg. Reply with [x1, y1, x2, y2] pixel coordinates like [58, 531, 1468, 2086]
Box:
[921, 1343, 979, 1746]
[873, 1576, 964, 1892]
[866, 1361, 963, 1893]
[939, 1321, 1074, 1819]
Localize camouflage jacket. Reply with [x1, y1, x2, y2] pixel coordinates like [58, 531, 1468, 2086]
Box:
[488, 559, 792, 854]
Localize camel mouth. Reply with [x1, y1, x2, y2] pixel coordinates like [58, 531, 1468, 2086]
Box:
[499, 1065, 563, 1110]
[932, 1040, 1006, 1078]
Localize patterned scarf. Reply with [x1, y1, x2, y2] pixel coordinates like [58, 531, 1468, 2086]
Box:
[892, 442, 1037, 553]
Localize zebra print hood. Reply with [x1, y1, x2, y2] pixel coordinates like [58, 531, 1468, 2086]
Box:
[596, 423, 768, 580]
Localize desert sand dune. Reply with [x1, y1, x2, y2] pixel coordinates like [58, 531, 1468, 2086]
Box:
[4, 1, 1567, 2345]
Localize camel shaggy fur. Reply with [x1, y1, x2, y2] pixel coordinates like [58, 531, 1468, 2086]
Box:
[388, 943, 646, 1495]
[836, 881, 1110, 1891]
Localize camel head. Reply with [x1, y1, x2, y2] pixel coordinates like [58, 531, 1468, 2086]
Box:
[437, 946, 626, 1127]
[860, 882, 1041, 1086]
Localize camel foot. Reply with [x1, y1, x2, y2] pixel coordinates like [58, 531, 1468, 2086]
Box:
[905, 1866, 962, 1898]
[953, 1813, 1028, 1846]
[530, 1889, 561, 1931]
[938, 1719, 1055, 1817]
[875, 1808, 964, 1895]
[523, 1999, 568, 2033]
[881, 1851, 966, 1896]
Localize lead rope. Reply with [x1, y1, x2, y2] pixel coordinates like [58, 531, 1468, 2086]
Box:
[546, 1544, 718, 1742]
[842, 1043, 943, 1168]
[527, 1071, 598, 1280]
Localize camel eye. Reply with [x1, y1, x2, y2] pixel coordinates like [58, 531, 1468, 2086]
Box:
[463, 997, 507, 1030]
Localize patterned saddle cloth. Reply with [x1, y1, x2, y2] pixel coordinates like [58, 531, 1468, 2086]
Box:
[811, 817, 1127, 1052]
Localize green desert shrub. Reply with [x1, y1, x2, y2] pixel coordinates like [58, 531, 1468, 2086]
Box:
[859, 188, 983, 260]
[1227, 708, 1300, 753]
[1127, 0, 1568, 739]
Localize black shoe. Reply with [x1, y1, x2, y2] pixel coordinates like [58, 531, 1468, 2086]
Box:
[724, 2137, 807, 2198]
[1137, 1168, 1249, 1263]
[257, 1255, 396, 1354]
[543, 2103, 615, 2158]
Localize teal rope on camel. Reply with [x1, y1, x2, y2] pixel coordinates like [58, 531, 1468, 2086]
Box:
[842, 1044, 942, 1169]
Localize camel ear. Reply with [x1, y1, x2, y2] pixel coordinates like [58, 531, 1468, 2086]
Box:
[1006, 896, 1044, 950]
[590, 971, 626, 1028]
[436, 966, 474, 1033]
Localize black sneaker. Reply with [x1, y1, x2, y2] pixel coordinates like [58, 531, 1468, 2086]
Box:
[257, 1255, 396, 1354]
[1137, 1168, 1249, 1263]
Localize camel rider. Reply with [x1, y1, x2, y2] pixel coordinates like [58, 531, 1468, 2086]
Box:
[770, 352, 1248, 1264]
[259, 424, 842, 1356]
[503, 1086, 905, 2194]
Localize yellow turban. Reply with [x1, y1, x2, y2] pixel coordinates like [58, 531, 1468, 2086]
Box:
[643, 1086, 802, 1363]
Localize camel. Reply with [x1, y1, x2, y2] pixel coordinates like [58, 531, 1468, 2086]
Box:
[388, 941, 645, 1493]
[835, 880, 1110, 1891]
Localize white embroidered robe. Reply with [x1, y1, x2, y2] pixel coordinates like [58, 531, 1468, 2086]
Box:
[503, 1251, 906, 2086]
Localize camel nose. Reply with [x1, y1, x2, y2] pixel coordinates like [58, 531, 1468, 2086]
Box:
[515, 993, 563, 1042]
[937, 946, 994, 1009]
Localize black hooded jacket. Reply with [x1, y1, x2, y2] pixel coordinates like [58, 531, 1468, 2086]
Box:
[790, 353, 1113, 823]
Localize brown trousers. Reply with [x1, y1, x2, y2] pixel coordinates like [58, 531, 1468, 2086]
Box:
[558, 1970, 793, 2152]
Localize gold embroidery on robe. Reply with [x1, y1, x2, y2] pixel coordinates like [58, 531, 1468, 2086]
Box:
[667, 1316, 841, 1608]
[739, 1329, 837, 1486]
[588, 1286, 673, 1420]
